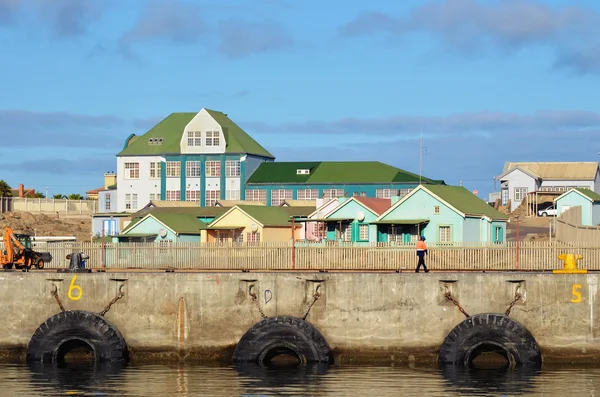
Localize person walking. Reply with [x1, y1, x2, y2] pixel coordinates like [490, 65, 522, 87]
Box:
[416, 236, 429, 273]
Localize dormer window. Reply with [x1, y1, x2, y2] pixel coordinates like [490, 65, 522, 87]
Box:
[206, 131, 220, 146]
[187, 131, 201, 146]
[296, 169, 310, 175]
[149, 137, 163, 145]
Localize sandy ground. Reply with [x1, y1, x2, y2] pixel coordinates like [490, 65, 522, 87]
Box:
[507, 215, 555, 242]
[0, 212, 92, 242]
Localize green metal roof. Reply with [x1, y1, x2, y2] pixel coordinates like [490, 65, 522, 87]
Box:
[149, 212, 208, 234]
[575, 188, 600, 202]
[280, 206, 315, 217]
[246, 161, 442, 184]
[425, 185, 508, 220]
[204, 109, 274, 158]
[236, 205, 294, 227]
[118, 110, 274, 158]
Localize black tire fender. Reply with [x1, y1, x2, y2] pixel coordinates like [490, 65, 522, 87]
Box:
[233, 316, 333, 365]
[438, 313, 541, 368]
[27, 310, 129, 364]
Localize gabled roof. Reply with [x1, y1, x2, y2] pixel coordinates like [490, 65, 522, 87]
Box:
[215, 200, 265, 207]
[118, 109, 274, 158]
[130, 206, 228, 222]
[497, 166, 541, 181]
[246, 161, 442, 185]
[307, 198, 339, 218]
[210, 205, 293, 227]
[86, 187, 106, 195]
[379, 185, 508, 221]
[555, 188, 600, 203]
[204, 109, 274, 158]
[280, 206, 315, 217]
[146, 200, 200, 208]
[500, 162, 599, 181]
[353, 197, 392, 216]
[123, 212, 208, 235]
[281, 200, 316, 207]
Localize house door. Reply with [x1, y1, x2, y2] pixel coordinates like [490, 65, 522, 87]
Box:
[501, 188, 509, 206]
[102, 219, 116, 236]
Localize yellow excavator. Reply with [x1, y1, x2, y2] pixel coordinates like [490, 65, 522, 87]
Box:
[1, 227, 52, 270]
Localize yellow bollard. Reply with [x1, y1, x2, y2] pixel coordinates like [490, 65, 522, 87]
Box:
[553, 253, 587, 274]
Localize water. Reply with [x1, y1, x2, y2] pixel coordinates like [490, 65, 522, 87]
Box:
[5, 362, 600, 396]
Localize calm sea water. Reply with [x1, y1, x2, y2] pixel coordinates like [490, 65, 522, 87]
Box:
[5, 362, 600, 396]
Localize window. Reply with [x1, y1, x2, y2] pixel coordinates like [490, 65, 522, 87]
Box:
[493, 226, 503, 244]
[352, 192, 367, 197]
[323, 189, 344, 199]
[376, 188, 394, 198]
[246, 232, 261, 245]
[132, 193, 138, 210]
[150, 162, 161, 179]
[205, 190, 220, 206]
[246, 189, 267, 204]
[186, 161, 200, 177]
[205, 161, 220, 177]
[387, 225, 402, 242]
[296, 169, 310, 175]
[186, 190, 200, 202]
[124, 163, 139, 179]
[125, 194, 131, 210]
[226, 160, 241, 177]
[514, 187, 528, 202]
[104, 193, 111, 211]
[271, 189, 293, 206]
[398, 189, 412, 197]
[434, 206, 440, 214]
[439, 226, 451, 243]
[206, 131, 220, 146]
[187, 131, 202, 146]
[226, 190, 240, 200]
[359, 224, 369, 241]
[149, 137, 163, 145]
[166, 190, 180, 201]
[166, 161, 181, 178]
[297, 189, 318, 200]
[149, 193, 159, 201]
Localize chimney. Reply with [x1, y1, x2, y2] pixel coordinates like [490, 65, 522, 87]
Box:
[104, 171, 117, 189]
[18, 184, 24, 198]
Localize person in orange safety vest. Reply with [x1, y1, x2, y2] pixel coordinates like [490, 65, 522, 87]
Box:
[416, 236, 429, 273]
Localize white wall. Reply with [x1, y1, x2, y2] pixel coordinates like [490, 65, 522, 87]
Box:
[595, 169, 600, 193]
[500, 169, 537, 212]
[116, 156, 162, 212]
[541, 180, 594, 190]
[180, 109, 226, 154]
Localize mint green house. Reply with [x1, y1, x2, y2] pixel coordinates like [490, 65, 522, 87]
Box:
[555, 188, 600, 226]
[319, 197, 392, 243]
[118, 212, 207, 243]
[376, 185, 508, 244]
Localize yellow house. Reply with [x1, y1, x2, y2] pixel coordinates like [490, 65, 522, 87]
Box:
[207, 205, 302, 243]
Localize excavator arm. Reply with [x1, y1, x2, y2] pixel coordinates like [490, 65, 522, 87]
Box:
[3, 227, 25, 263]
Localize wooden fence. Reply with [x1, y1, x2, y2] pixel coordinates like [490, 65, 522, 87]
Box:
[8, 241, 600, 271]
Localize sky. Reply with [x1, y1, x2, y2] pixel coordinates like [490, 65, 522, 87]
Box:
[1, 0, 600, 199]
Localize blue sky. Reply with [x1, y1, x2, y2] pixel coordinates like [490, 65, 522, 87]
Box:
[1, 0, 600, 198]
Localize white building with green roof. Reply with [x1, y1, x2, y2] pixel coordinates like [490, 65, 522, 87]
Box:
[114, 108, 443, 212]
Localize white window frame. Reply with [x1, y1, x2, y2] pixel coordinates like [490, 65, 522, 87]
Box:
[205, 190, 220, 206]
[226, 190, 240, 200]
[514, 187, 528, 202]
[387, 225, 402, 242]
[376, 188, 393, 198]
[166, 190, 181, 201]
[125, 194, 132, 210]
[439, 225, 451, 243]
[336, 222, 352, 242]
[132, 193, 138, 210]
[105, 193, 111, 211]
[246, 189, 267, 204]
[186, 161, 201, 177]
[206, 131, 220, 146]
[124, 162, 139, 179]
[246, 232, 261, 245]
[187, 131, 202, 146]
[271, 189, 293, 206]
[297, 189, 318, 200]
[323, 189, 344, 199]
[149, 193, 158, 201]
[186, 190, 200, 202]
[205, 161, 221, 177]
[358, 224, 369, 241]
[226, 160, 241, 177]
[149, 162, 160, 179]
[166, 161, 181, 178]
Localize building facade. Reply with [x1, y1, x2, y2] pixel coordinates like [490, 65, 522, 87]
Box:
[115, 108, 443, 213]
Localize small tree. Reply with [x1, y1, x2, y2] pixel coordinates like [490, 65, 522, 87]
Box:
[53, 194, 65, 199]
[67, 193, 83, 200]
[0, 180, 12, 197]
[34, 192, 45, 198]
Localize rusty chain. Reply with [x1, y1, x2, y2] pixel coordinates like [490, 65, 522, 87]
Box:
[444, 287, 469, 318]
[505, 291, 522, 316]
[302, 291, 321, 320]
[51, 285, 65, 312]
[100, 285, 125, 317]
[250, 290, 268, 320]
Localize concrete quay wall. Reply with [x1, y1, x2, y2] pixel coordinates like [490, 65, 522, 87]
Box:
[0, 271, 597, 364]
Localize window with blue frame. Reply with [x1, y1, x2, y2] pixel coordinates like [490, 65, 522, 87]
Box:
[493, 226, 503, 244]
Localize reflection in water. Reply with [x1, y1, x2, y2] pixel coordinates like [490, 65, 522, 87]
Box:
[2, 361, 599, 396]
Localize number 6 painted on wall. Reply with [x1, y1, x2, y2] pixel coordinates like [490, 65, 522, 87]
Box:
[571, 284, 582, 303]
[68, 275, 83, 301]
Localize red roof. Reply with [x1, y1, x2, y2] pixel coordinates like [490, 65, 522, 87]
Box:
[353, 197, 392, 215]
[86, 187, 106, 195]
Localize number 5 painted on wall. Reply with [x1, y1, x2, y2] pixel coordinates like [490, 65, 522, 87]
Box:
[68, 275, 83, 301]
[571, 284, 582, 303]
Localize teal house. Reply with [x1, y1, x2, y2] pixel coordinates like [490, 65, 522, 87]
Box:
[316, 197, 392, 243]
[555, 188, 600, 226]
[376, 185, 508, 244]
